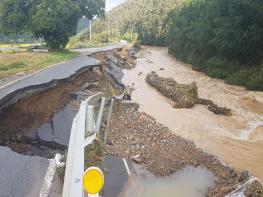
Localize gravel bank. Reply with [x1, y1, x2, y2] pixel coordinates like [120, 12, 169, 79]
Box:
[106, 92, 262, 196]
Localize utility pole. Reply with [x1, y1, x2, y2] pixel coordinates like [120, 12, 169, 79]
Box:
[115, 9, 118, 42]
[108, 12, 111, 43]
[89, 20, 92, 42]
[131, 24, 134, 42]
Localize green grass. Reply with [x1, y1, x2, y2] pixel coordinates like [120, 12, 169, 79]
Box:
[0, 50, 79, 79]
[0, 43, 35, 49]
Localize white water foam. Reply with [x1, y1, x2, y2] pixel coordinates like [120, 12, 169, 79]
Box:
[240, 121, 263, 140]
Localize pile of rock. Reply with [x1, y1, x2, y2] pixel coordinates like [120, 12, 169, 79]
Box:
[146, 71, 199, 108]
[198, 98, 231, 116]
[146, 72, 231, 115]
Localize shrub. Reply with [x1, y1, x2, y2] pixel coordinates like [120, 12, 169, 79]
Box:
[226, 69, 252, 86]
[133, 40, 141, 49]
[205, 57, 238, 79]
[246, 67, 263, 91]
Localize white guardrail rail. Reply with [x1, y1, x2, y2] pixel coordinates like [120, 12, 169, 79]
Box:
[62, 93, 114, 197]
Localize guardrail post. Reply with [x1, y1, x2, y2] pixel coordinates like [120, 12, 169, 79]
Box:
[86, 105, 95, 136]
[104, 98, 114, 144]
[95, 97, 106, 133]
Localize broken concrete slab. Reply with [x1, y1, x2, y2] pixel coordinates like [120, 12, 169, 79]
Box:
[0, 146, 50, 197]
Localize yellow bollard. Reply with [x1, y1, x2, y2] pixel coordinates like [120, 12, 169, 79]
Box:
[83, 167, 104, 197]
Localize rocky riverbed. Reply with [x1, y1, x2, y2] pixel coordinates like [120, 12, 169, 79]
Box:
[106, 102, 263, 196]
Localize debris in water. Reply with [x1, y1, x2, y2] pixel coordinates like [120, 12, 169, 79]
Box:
[146, 72, 231, 115]
[138, 71, 143, 76]
[198, 98, 231, 116]
[146, 71, 199, 108]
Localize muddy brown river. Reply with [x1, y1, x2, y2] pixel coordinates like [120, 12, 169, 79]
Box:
[122, 47, 263, 180]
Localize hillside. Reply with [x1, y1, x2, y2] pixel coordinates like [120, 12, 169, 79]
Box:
[76, 0, 263, 91]
[81, 0, 180, 46]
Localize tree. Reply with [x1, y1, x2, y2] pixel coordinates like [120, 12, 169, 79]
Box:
[0, 0, 31, 34]
[77, 0, 105, 19]
[0, 0, 105, 49]
[30, 0, 80, 49]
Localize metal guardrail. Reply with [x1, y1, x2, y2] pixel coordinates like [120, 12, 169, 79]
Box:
[62, 93, 114, 197]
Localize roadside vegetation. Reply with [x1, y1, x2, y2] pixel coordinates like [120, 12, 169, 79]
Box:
[0, 51, 78, 78]
[67, 30, 139, 49]
[167, 0, 263, 91]
[0, 43, 36, 49]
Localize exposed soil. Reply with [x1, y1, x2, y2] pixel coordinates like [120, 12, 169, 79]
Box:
[0, 70, 97, 138]
[91, 52, 107, 64]
[113, 44, 137, 70]
[0, 67, 116, 156]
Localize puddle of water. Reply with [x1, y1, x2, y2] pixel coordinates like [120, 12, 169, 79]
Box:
[122, 47, 263, 179]
[37, 104, 76, 146]
[137, 166, 214, 197]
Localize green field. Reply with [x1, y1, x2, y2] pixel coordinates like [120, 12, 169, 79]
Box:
[0, 43, 35, 49]
[0, 51, 78, 79]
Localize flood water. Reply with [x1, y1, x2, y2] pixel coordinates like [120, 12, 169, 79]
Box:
[122, 47, 263, 180]
[130, 165, 215, 197]
[141, 167, 214, 197]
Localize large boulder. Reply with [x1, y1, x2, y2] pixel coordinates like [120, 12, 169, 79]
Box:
[146, 72, 199, 108]
[145, 72, 231, 115]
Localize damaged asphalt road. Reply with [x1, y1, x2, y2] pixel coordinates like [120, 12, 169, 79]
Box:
[0, 55, 99, 110]
[0, 52, 107, 197]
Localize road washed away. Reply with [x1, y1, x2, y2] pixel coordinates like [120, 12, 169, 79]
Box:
[122, 46, 263, 180]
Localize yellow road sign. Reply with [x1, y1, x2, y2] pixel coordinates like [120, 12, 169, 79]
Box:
[83, 167, 104, 195]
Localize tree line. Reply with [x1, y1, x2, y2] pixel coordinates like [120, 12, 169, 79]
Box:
[167, 0, 263, 90]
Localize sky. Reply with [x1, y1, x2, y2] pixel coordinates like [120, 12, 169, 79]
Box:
[106, 0, 126, 11]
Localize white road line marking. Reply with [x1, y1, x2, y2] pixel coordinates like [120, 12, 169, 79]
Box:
[39, 154, 61, 197]
[122, 158, 131, 176]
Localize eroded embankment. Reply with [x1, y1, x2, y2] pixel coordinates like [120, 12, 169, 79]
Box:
[107, 102, 263, 197]
[0, 66, 115, 157]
